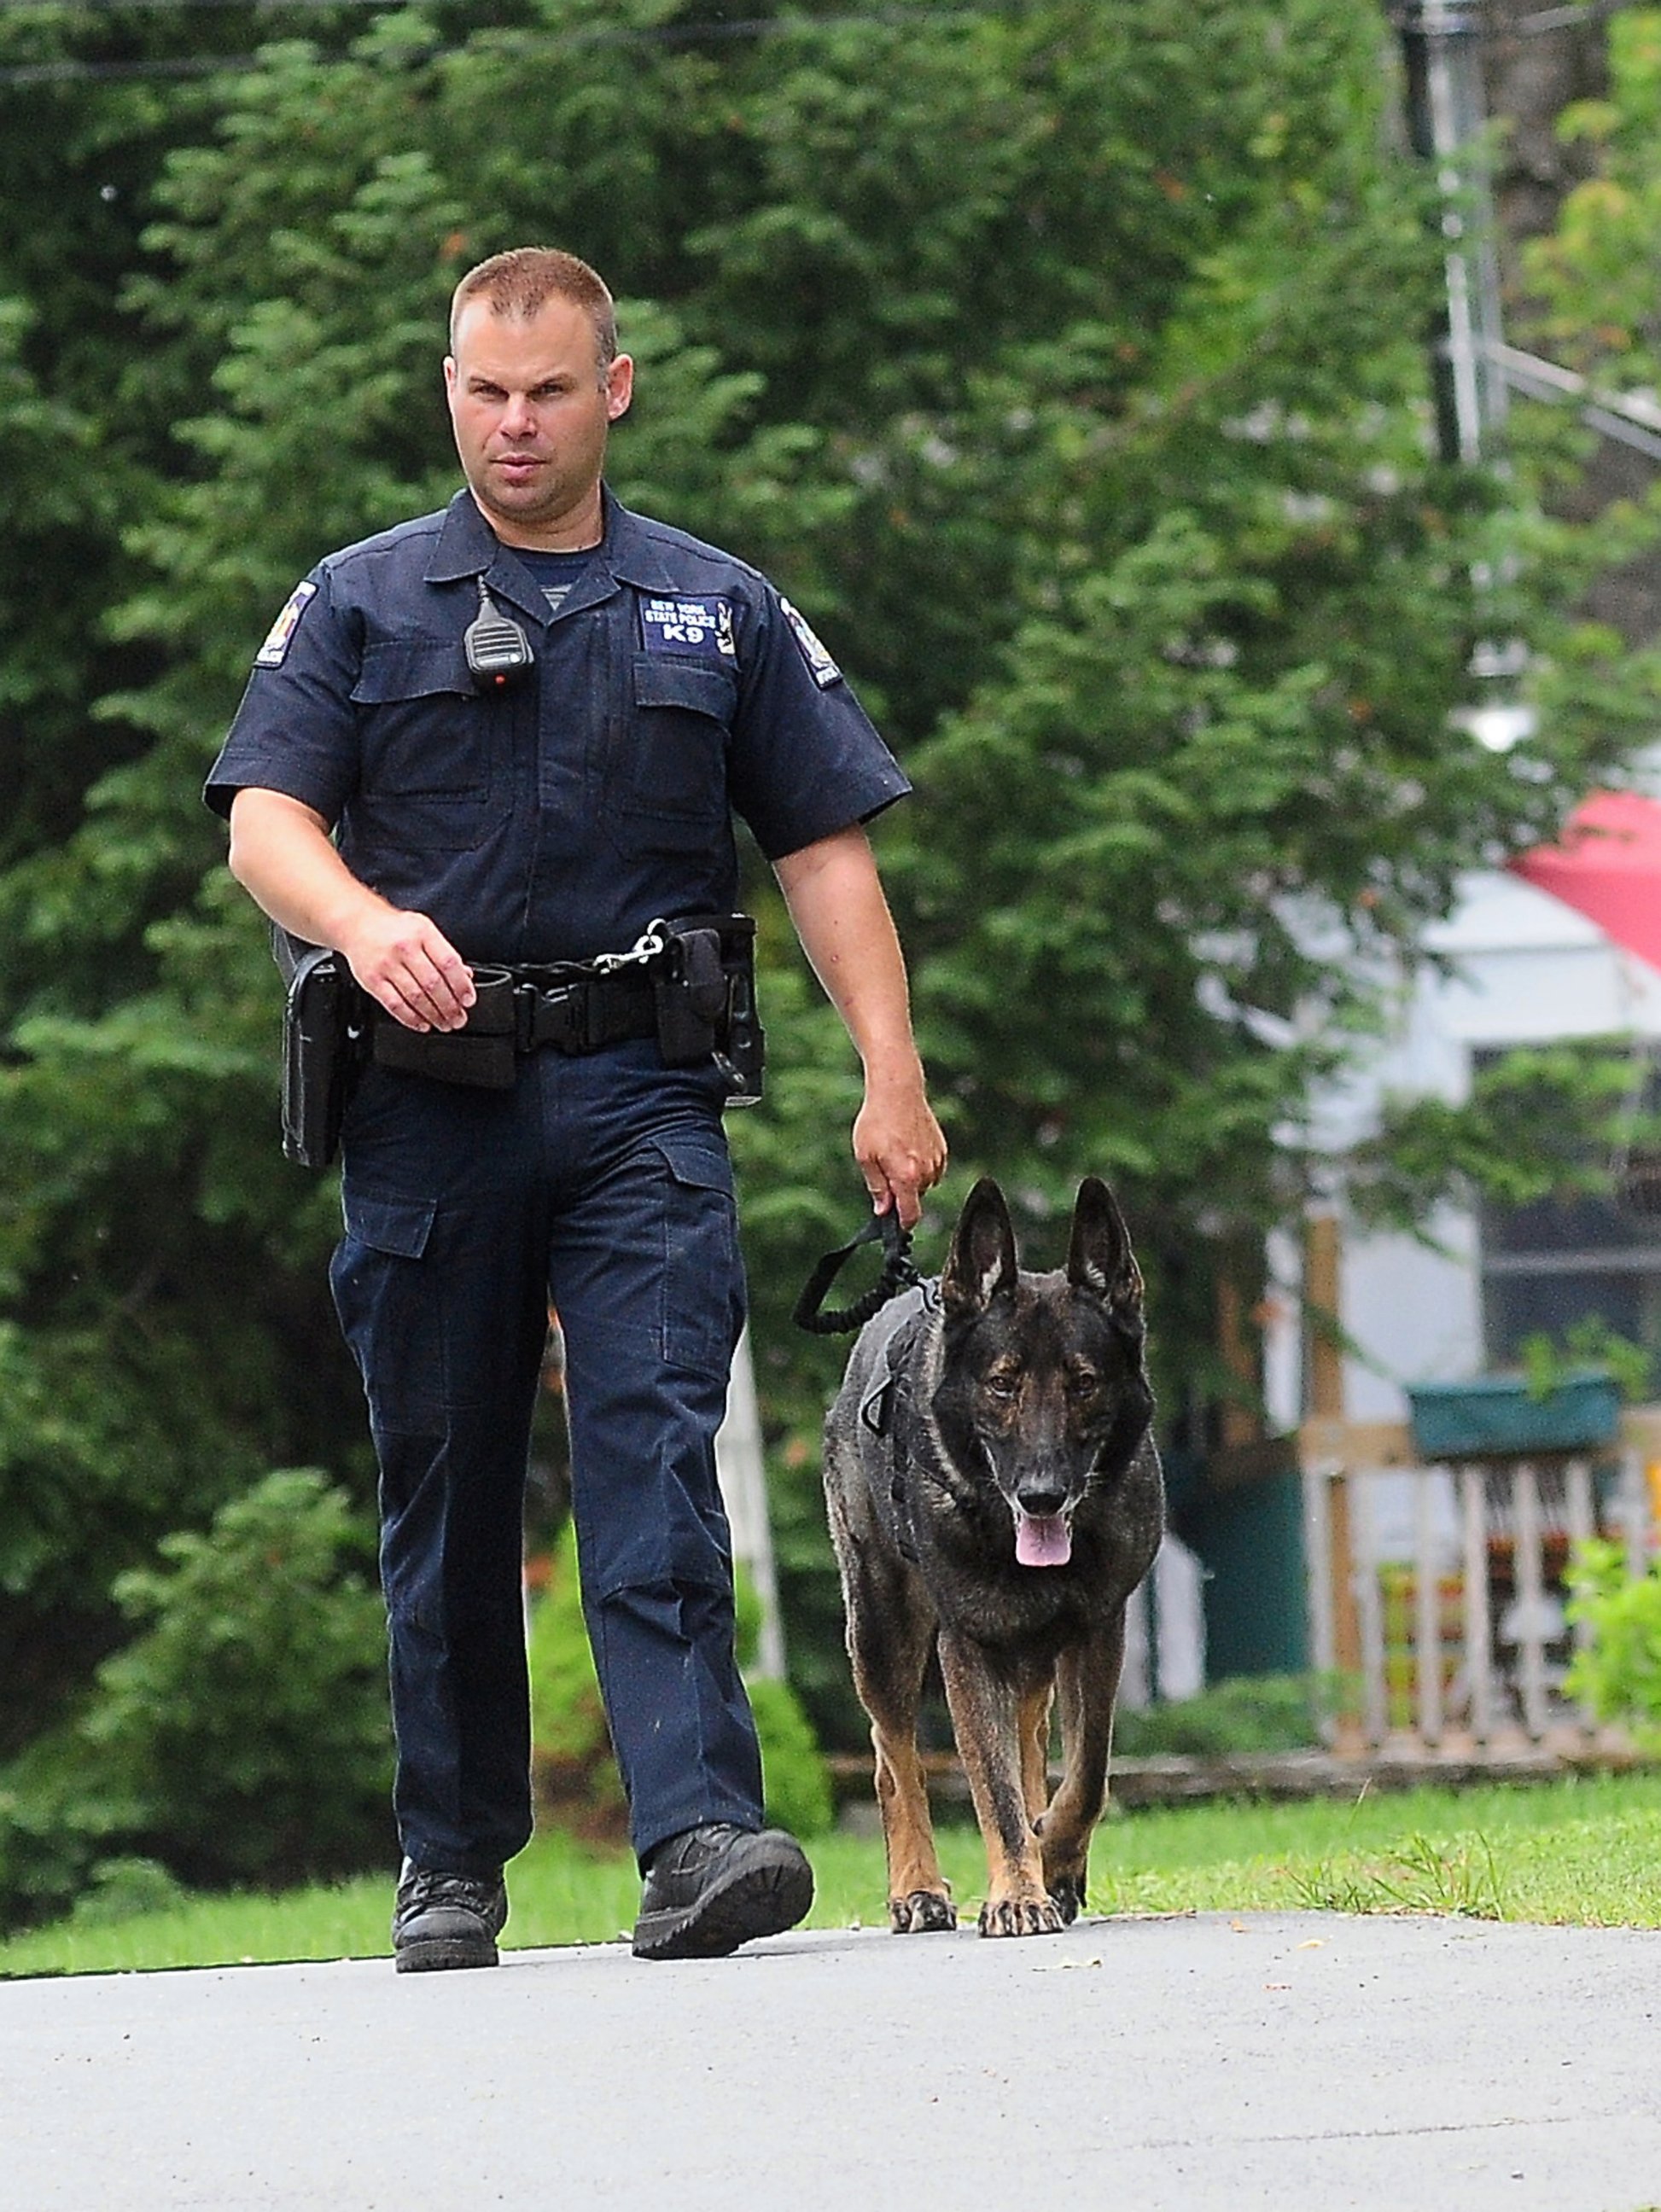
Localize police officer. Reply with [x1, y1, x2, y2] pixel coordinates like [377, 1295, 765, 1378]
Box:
[205, 247, 947, 1970]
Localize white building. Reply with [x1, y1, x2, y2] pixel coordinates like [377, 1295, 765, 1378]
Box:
[1281, 811, 1661, 1433]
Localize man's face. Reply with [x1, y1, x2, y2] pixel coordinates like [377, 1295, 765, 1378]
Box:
[444, 294, 632, 547]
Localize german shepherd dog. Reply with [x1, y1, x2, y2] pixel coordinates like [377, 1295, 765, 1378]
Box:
[823, 1177, 1163, 1936]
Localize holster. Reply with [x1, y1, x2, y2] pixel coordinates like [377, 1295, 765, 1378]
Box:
[282, 946, 366, 1168]
[651, 914, 765, 1106]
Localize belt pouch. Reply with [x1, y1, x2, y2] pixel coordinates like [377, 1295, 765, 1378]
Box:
[652, 914, 765, 1104]
[652, 925, 728, 1065]
[370, 965, 518, 1090]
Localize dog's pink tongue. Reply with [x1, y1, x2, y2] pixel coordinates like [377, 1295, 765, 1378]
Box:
[1017, 1512, 1072, 1568]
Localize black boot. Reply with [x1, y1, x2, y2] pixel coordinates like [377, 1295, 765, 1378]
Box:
[632, 1825, 813, 1961]
[392, 1860, 508, 1973]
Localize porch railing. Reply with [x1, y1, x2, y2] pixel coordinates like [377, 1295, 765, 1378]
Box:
[1300, 1417, 1654, 1756]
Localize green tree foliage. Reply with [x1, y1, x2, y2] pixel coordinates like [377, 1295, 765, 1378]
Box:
[0, 1470, 390, 1925]
[1524, 6, 1661, 385]
[0, 0, 1657, 1769]
[84, 1467, 392, 1882]
[1348, 1044, 1661, 1227]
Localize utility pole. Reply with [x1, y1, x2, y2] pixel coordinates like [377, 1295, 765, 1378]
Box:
[1390, 1, 1530, 717]
[1390, 2, 1510, 469]
[1395, 3, 1661, 470]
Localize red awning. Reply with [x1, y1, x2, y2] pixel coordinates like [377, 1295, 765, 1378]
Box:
[1509, 790, 1661, 974]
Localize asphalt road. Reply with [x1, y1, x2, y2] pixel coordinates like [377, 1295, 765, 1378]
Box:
[5, 1909, 1660, 2211]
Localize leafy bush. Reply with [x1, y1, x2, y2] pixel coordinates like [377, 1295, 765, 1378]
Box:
[527, 1524, 627, 1843]
[528, 1523, 833, 1845]
[0, 1726, 142, 1931]
[70, 1856, 190, 1928]
[1113, 1674, 1325, 1759]
[0, 1469, 393, 1928]
[78, 1467, 393, 1887]
[748, 1676, 834, 1839]
[1565, 1538, 1661, 1743]
[1520, 1320, 1650, 1406]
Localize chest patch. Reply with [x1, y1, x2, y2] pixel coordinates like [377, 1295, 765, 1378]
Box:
[639, 596, 737, 662]
[779, 597, 842, 689]
[254, 580, 317, 669]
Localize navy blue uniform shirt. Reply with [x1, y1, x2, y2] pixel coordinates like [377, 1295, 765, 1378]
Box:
[205, 488, 911, 964]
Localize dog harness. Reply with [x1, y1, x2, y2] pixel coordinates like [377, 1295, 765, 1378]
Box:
[854, 1286, 942, 1567]
[791, 1213, 934, 1565]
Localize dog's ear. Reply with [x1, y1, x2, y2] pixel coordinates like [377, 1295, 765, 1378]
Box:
[941, 1178, 1018, 1318]
[1067, 1177, 1144, 1316]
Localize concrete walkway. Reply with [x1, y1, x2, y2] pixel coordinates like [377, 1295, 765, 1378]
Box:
[4, 1911, 1660, 2210]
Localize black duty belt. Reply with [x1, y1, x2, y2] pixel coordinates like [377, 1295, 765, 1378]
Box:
[370, 963, 658, 1091]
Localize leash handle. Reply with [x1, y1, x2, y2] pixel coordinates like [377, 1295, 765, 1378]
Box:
[792, 1209, 923, 1336]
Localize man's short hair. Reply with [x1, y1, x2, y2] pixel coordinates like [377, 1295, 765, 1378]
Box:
[448, 247, 618, 375]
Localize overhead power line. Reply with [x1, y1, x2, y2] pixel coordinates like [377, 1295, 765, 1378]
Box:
[1493, 342, 1661, 465]
[1513, 1, 1641, 32]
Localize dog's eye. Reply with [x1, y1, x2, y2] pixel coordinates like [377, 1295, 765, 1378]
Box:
[982, 1371, 1020, 1401]
[1066, 1367, 1100, 1397]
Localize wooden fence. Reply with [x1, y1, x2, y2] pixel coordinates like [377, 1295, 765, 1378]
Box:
[1300, 1417, 1653, 1757]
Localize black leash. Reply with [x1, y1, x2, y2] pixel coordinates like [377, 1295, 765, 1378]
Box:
[792, 1208, 923, 1336]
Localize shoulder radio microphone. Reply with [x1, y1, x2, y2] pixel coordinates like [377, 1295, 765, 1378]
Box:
[464, 579, 535, 690]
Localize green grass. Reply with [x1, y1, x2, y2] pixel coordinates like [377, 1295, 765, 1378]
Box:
[8, 1771, 1661, 1979]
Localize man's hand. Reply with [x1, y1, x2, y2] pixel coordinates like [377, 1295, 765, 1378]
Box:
[854, 1074, 948, 1231]
[336, 907, 475, 1033]
[226, 787, 475, 1032]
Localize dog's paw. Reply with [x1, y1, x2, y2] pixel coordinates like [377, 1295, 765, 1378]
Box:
[977, 1895, 1065, 1938]
[1047, 1873, 1085, 1925]
[889, 1889, 957, 1934]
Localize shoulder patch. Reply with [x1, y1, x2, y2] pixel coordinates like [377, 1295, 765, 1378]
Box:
[639, 595, 737, 663]
[254, 580, 318, 669]
[779, 597, 842, 689]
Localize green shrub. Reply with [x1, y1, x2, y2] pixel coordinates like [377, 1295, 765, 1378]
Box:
[0, 1469, 393, 1929]
[79, 1468, 393, 1886]
[70, 1856, 190, 1927]
[527, 1523, 833, 1843]
[527, 1523, 627, 1842]
[1565, 1538, 1661, 1743]
[748, 1675, 833, 1837]
[1113, 1674, 1325, 1758]
[731, 1553, 833, 1837]
[0, 1726, 141, 1932]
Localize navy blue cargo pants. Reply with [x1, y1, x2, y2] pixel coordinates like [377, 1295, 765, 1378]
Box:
[329, 1035, 766, 1875]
